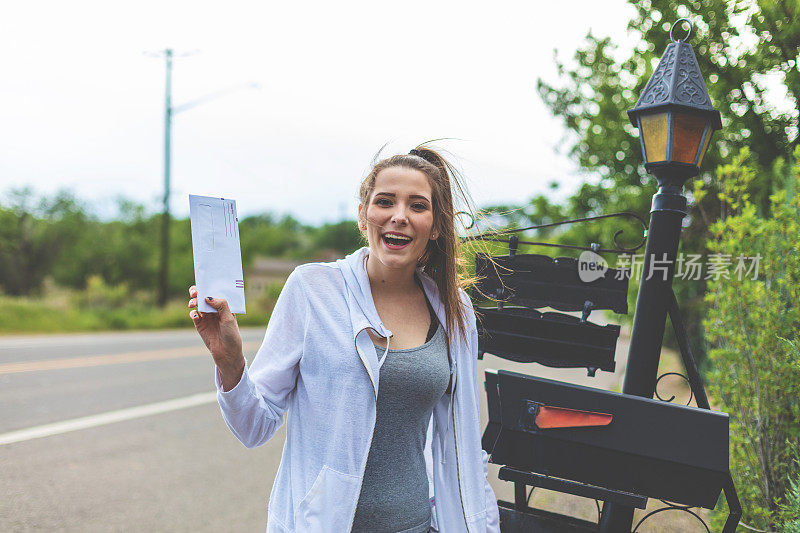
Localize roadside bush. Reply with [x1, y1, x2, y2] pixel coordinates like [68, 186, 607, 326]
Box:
[75, 275, 133, 310]
[239, 281, 285, 327]
[704, 147, 800, 530]
[780, 452, 800, 532]
[0, 295, 102, 333]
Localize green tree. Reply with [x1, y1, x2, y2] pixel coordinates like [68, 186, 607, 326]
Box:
[309, 220, 363, 257]
[50, 196, 161, 292]
[0, 188, 91, 296]
[534, 0, 800, 361]
[0, 186, 366, 307]
[239, 213, 307, 265]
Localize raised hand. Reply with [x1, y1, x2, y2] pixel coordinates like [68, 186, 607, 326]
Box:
[188, 285, 245, 391]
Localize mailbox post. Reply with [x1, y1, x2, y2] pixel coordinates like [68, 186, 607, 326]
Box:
[599, 18, 723, 530]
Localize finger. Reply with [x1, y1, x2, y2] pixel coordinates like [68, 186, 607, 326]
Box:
[204, 296, 230, 316]
[189, 285, 197, 297]
[188, 297, 197, 308]
[190, 310, 200, 323]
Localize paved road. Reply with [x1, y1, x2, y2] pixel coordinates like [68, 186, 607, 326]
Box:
[0, 325, 630, 532]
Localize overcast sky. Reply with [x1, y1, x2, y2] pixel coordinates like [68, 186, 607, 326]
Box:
[1, 0, 636, 225]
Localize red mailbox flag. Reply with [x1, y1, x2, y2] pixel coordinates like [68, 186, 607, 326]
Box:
[535, 404, 613, 429]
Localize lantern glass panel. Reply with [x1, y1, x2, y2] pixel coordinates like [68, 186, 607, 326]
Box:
[696, 127, 713, 167]
[672, 112, 707, 164]
[640, 113, 668, 163]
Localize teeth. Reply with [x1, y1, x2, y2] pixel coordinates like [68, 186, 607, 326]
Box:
[385, 234, 411, 241]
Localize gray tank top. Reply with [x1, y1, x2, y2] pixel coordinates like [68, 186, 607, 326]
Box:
[351, 322, 450, 532]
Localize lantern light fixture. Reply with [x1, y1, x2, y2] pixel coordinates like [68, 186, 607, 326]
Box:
[627, 19, 721, 184]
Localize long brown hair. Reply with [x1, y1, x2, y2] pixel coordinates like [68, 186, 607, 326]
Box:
[357, 142, 481, 341]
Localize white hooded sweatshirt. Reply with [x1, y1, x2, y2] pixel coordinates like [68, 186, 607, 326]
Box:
[215, 247, 500, 532]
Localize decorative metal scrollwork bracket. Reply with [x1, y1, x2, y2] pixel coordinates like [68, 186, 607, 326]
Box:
[632, 501, 711, 532]
[459, 211, 648, 255]
[655, 372, 694, 405]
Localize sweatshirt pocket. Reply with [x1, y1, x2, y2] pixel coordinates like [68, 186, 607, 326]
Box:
[294, 465, 360, 533]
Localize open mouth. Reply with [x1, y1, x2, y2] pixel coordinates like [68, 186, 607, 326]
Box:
[382, 233, 413, 249]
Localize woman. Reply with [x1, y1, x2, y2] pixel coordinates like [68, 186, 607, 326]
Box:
[188, 145, 500, 532]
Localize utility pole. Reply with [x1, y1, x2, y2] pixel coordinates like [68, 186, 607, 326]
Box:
[146, 47, 257, 307]
[158, 49, 173, 308]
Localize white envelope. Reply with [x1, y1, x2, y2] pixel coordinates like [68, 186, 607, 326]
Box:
[189, 194, 246, 314]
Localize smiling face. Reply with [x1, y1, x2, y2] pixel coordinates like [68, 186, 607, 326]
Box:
[358, 166, 438, 273]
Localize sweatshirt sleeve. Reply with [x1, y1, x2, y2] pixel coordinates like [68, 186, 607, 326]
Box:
[214, 268, 309, 448]
[482, 449, 501, 532]
[461, 289, 501, 532]
[474, 323, 501, 532]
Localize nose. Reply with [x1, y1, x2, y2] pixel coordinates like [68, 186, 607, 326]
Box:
[389, 204, 410, 226]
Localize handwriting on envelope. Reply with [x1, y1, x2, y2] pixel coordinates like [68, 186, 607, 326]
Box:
[189, 194, 246, 314]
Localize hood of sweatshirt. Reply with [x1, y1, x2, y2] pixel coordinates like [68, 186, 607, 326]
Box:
[336, 246, 448, 333]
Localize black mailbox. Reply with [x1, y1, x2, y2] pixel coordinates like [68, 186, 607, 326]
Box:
[484, 369, 730, 509]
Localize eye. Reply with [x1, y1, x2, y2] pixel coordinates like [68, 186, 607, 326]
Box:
[376, 198, 392, 206]
[412, 203, 428, 210]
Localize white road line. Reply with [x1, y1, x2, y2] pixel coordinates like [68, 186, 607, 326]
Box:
[0, 392, 218, 446]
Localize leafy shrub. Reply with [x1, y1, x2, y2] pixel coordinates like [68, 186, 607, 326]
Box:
[780, 452, 800, 532]
[75, 275, 131, 310]
[704, 147, 800, 530]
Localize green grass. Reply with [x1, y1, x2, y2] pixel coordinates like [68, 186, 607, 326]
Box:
[0, 293, 273, 334]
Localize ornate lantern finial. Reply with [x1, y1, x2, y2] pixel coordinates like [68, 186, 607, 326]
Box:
[627, 19, 722, 184]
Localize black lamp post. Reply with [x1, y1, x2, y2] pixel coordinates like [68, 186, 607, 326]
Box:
[600, 18, 722, 530]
